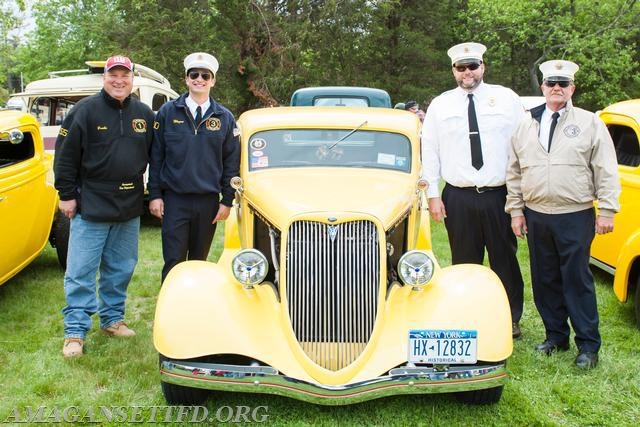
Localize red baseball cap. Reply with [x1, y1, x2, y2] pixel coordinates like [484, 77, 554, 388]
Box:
[105, 55, 134, 72]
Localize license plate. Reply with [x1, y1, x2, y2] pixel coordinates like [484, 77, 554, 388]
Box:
[408, 329, 477, 364]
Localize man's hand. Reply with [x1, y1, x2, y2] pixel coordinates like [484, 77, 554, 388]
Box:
[595, 215, 614, 234]
[149, 198, 164, 219]
[428, 197, 447, 223]
[511, 215, 527, 238]
[59, 199, 77, 219]
[213, 204, 231, 224]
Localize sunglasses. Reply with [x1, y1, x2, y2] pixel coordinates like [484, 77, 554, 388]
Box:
[544, 80, 571, 88]
[453, 62, 482, 72]
[188, 71, 212, 81]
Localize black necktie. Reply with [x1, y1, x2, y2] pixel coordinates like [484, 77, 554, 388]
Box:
[548, 112, 560, 151]
[468, 94, 483, 169]
[194, 106, 202, 125]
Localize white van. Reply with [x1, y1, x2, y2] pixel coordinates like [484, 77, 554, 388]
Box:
[13, 61, 179, 154]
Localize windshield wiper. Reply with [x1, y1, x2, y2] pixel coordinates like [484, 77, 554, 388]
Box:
[328, 120, 368, 150]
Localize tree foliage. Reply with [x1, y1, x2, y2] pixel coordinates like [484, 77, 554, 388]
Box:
[1, 0, 639, 111]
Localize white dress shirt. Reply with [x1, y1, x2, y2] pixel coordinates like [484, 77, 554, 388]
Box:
[421, 82, 525, 198]
[538, 107, 565, 151]
[185, 96, 210, 120]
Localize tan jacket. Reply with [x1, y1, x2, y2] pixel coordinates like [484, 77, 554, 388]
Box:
[506, 101, 620, 217]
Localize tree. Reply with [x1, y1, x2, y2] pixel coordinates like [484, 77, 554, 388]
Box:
[460, 0, 640, 110]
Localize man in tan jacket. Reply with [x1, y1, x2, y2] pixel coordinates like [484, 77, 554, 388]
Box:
[506, 59, 620, 370]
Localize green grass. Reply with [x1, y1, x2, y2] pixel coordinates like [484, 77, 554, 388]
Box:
[0, 216, 639, 426]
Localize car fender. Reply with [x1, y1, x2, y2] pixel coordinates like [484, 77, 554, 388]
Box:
[613, 229, 640, 302]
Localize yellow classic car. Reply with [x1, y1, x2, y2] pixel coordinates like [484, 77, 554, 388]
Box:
[0, 110, 66, 286]
[591, 99, 640, 327]
[154, 106, 513, 405]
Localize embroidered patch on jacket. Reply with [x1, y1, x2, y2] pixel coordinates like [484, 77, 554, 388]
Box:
[132, 119, 147, 133]
[233, 127, 240, 137]
[206, 117, 221, 131]
[563, 124, 580, 138]
[172, 119, 184, 124]
[97, 126, 108, 131]
[58, 127, 69, 137]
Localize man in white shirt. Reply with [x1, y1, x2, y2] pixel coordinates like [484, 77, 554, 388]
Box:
[422, 42, 526, 339]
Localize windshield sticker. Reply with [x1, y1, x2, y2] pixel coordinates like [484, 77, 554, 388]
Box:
[252, 150, 264, 157]
[251, 156, 269, 168]
[377, 153, 396, 166]
[250, 138, 267, 150]
[395, 157, 408, 168]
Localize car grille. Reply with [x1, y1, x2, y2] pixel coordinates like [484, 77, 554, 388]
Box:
[286, 220, 380, 371]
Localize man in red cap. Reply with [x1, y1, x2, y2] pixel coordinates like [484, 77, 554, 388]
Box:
[54, 55, 155, 357]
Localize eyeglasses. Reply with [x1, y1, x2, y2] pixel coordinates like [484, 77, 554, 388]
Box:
[453, 62, 482, 72]
[544, 80, 571, 88]
[188, 71, 212, 81]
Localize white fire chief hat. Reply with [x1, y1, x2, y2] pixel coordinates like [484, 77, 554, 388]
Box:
[539, 59, 579, 81]
[447, 42, 487, 65]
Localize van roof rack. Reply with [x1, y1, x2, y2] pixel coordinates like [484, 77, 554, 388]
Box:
[47, 61, 171, 87]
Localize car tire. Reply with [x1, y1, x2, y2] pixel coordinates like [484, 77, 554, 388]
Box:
[50, 213, 69, 270]
[159, 354, 210, 405]
[454, 385, 503, 404]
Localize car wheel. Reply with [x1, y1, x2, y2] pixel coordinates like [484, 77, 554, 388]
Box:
[50, 213, 69, 270]
[159, 354, 210, 405]
[454, 385, 503, 404]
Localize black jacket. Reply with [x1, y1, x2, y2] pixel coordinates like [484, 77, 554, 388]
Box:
[148, 93, 240, 205]
[54, 89, 155, 221]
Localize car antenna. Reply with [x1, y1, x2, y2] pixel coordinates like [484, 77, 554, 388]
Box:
[328, 120, 368, 150]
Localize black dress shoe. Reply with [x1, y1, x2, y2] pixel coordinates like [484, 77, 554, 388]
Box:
[512, 322, 522, 339]
[535, 340, 570, 355]
[575, 352, 598, 369]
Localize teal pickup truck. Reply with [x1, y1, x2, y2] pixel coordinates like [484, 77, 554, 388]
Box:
[290, 86, 392, 108]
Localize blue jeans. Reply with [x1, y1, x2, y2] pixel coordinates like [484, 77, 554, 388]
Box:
[62, 214, 140, 339]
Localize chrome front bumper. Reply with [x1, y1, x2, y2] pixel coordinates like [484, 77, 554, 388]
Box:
[160, 360, 508, 405]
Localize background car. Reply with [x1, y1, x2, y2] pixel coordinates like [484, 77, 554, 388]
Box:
[591, 99, 640, 327]
[154, 106, 513, 406]
[0, 110, 66, 285]
[290, 86, 392, 107]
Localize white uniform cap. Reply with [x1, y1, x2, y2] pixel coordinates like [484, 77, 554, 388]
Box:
[184, 52, 219, 76]
[539, 60, 579, 81]
[447, 42, 487, 65]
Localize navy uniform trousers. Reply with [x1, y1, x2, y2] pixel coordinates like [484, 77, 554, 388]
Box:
[161, 190, 220, 282]
[442, 183, 524, 323]
[525, 207, 600, 353]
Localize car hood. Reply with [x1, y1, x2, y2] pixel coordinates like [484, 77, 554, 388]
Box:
[241, 168, 418, 229]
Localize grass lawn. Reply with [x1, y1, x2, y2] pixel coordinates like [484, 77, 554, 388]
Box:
[0, 216, 638, 426]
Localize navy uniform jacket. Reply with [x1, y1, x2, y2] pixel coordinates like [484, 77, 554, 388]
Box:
[148, 93, 240, 206]
[54, 89, 154, 222]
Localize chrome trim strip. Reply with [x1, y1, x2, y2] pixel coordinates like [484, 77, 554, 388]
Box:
[160, 361, 508, 405]
[589, 257, 615, 275]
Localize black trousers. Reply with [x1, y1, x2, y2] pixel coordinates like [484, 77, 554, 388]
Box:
[161, 191, 220, 282]
[442, 183, 524, 323]
[525, 207, 600, 353]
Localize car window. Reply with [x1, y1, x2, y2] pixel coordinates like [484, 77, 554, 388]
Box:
[152, 93, 169, 111]
[607, 124, 640, 167]
[313, 97, 369, 107]
[30, 97, 81, 126]
[247, 129, 411, 172]
[0, 131, 35, 168]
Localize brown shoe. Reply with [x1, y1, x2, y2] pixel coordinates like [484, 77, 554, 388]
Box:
[102, 321, 136, 337]
[63, 338, 84, 358]
[512, 322, 522, 339]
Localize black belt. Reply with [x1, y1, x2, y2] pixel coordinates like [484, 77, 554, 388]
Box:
[448, 183, 506, 194]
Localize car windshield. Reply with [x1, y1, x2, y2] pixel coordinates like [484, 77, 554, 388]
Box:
[248, 128, 411, 172]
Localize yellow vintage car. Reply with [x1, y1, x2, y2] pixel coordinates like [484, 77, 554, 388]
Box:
[0, 110, 66, 286]
[591, 99, 640, 327]
[154, 106, 513, 405]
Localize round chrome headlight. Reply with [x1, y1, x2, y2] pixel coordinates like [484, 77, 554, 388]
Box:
[398, 251, 435, 288]
[232, 249, 268, 286]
